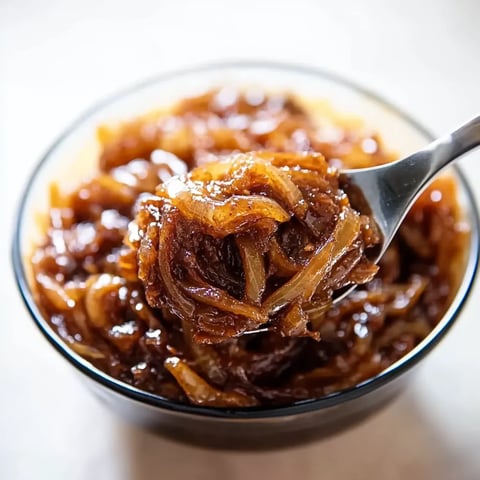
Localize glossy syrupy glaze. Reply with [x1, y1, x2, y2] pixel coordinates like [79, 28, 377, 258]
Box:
[31, 89, 467, 407]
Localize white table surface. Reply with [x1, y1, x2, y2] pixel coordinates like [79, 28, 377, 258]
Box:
[1, 0, 479, 478]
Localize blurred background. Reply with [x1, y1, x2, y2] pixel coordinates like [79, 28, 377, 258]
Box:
[1, 0, 479, 478]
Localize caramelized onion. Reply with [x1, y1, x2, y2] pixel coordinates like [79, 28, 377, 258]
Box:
[164, 356, 258, 407]
[36, 273, 76, 311]
[156, 208, 195, 317]
[267, 237, 301, 277]
[132, 152, 378, 341]
[161, 178, 290, 236]
[30, 88, 465, 408]
[263, 208, 361, 314]
[182, 282, 267, 325]
[236, 235, 266, 304]
[85, 274, 126, 328]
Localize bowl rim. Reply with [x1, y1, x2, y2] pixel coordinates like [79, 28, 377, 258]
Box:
[11, 60, 480, 419]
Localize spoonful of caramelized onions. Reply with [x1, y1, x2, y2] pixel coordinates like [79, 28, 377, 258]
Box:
[125, 116, 479, 341]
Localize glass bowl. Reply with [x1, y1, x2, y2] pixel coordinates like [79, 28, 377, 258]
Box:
[12, 62, 480, 449]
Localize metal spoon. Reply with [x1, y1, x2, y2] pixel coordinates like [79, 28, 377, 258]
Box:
[245, 115, 480, 335]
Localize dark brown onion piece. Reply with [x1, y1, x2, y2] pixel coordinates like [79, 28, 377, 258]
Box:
[276, 301, 321, 340]
[156, 208, 195, 317]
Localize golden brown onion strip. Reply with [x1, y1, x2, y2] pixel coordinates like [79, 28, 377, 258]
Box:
[164, 356, 258, 407]
[236, 235, 266, 304]
[263, 208, 361, 314]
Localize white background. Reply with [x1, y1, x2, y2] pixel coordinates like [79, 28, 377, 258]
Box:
[1, 0, 479, 478]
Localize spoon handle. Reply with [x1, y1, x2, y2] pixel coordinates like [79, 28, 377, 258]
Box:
[387, 115, 480, 201]
[342, 116, 480, 255]
[389, 116, 480, 223]
[426, 115, 480, 172]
